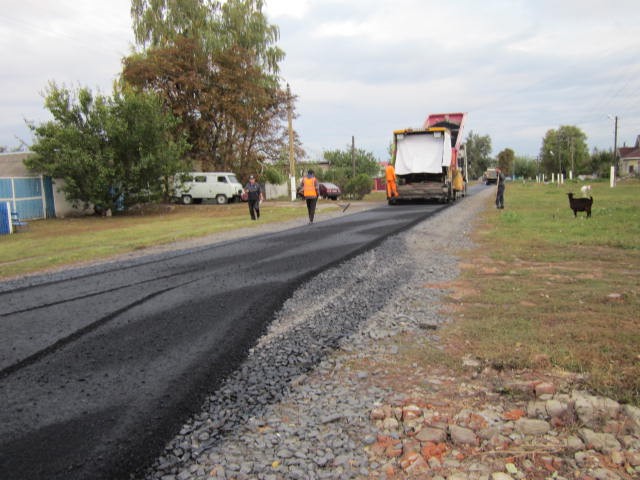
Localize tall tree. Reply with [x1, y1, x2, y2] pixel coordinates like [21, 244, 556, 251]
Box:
[539, 125, 589, 176]
[25, 82, 188, 211]
[131, 0, 213, 48]
[464, 131, 492, 179]
[131, 0, 283, 75]
[126, 0, 290, 174]
[496, 148, 515, 175]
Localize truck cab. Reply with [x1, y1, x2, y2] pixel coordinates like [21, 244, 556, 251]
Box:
[174, 172, 243, 204]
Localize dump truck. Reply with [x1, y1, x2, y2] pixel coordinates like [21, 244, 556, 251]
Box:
[483, 168, 498, 184]
[389, 112, 467, 204]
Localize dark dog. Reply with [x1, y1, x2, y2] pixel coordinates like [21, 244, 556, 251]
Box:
[567, 192, 593, 218]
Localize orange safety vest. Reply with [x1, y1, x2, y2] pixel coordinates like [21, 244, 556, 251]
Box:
[302, 176, 318, 198]
[385, 164, 396, 181]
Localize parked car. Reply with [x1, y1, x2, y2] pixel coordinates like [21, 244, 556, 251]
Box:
[319, 182, 341, 200]
[173, 172, 243, 204]
[296, 182, 342, 200]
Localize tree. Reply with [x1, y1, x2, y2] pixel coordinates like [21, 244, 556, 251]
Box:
[344, 173, 373, 200]
[323, 147, 380, 178]
[131, 0, 284, 76]
[320, 147, 379, 199]
[513, 155, 539, 179]
[26, 82, 189, 212]
[464, 131, 492, 179]
[107, 85, 190, 204]
[539, 125, 589, 176]
[590, 148, 614, 178]
[496, 148, 515, 175]
[126, 0, 290, 175]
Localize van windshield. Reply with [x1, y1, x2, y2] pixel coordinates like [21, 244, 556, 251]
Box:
[228, 175, 239, 184]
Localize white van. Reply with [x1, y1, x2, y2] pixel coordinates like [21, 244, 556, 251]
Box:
[174, 172, 244, 204]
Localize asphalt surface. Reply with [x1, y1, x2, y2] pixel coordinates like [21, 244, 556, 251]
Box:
[0, 201, 450, 480]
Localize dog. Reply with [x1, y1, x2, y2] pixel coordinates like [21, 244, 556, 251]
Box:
[580, 185, 592, 197]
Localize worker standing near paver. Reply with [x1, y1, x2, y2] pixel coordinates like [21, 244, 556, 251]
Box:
[385, 163, 398, 199]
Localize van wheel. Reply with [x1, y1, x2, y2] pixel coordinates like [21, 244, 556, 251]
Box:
[181, 195, 193, 205]
[215, 194, 227, 205]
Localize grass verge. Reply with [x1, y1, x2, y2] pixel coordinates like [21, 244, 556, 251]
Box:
[0, 201, 314, 279]
[441, 178, 640, 405]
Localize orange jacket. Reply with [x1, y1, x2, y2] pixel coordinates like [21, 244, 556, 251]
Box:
[385, 164, 396, 182]
[302, 176, 318, 198]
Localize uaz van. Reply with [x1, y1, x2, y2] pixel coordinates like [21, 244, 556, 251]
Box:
[174, 172, 243, 204]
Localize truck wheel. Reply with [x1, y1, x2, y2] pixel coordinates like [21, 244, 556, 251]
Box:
[215, 194, 227, 205]
[181, 195, 193, 205]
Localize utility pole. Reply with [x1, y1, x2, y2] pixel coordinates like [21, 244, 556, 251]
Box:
[570, 138, 574, 180]
[287, 84, 296, 201]
[351, 136, 355, 177]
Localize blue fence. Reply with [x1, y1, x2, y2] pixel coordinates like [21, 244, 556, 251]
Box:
[0, 202, 11, 234]
[0, 176, 55, 221]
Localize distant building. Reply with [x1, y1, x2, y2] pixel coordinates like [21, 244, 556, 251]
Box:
[618, 135, 640, 176]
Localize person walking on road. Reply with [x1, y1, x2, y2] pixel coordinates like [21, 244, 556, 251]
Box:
[495, 167, 505, 209]
[300, 169, 320, 224]
[244, 175, 263, 220]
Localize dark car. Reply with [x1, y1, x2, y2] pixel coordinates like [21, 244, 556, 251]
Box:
[296, 182, 342, 200]
[319, 182, 341, 200]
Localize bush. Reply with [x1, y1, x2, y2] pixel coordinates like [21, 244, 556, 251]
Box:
[263, 167, 286, 185]
[344, 173, 373, 200]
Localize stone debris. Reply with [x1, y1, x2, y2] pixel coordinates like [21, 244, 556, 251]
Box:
[143, 189, 639, 480]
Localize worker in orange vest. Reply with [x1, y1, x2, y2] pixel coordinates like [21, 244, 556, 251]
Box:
[385, 163, 398, 199]
[300, 169, 320, 223]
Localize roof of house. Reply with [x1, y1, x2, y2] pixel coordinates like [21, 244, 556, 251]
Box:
[619, 135, 640, 160]
[0, 152, 35, 177]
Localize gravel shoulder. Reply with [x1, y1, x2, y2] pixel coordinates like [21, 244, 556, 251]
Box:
[143, 187, 640, 480]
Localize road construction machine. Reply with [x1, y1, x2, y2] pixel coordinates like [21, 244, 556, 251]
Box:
[389, 112, 468, 204]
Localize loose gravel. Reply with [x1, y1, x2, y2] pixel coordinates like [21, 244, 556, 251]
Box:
[142, 189, 491, 480]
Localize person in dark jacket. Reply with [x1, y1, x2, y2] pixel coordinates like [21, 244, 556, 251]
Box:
[244, 175, 263, 220]
[495, 167, 505, 209]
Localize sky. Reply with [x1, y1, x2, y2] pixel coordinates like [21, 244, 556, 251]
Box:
[2, 0, 639, 162]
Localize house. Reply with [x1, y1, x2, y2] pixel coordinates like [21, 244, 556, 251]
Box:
[0, 152, 78, 219]
[618, 135, 640, 176]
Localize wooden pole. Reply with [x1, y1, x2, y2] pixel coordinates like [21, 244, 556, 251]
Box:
[351, 136, 355, 177]
[287, 84, 296, 200]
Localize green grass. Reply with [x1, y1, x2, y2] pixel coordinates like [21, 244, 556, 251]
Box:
[444, 178, 640, 404]
[0, 201, 315, 279]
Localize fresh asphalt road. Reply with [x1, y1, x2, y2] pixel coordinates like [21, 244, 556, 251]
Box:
[0, 200, 453, 480]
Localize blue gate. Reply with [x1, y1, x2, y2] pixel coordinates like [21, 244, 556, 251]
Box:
[0, 176, 55, 220]
[0, 202, 11, 234]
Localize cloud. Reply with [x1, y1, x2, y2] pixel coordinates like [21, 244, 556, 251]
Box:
[0, 0, 133, 147]
[271, 0, 640, 159]
[2, 0, 639, 161]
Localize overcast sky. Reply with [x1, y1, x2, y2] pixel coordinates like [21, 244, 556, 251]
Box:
[2, 0, 639, 162]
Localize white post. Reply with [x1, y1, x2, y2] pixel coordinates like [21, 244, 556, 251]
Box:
[610, 166, 616, 187]
[40, 175, 47, 219]
[290, 175, 296, 201]
[5, 201, 13, 234]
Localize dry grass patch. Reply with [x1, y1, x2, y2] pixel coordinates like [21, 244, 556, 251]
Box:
[438, 180, 640, 405]
[0, 202, 310, 279]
